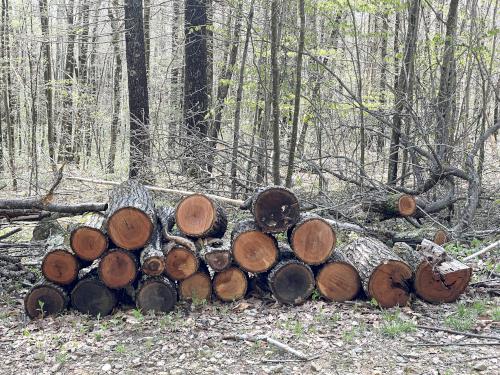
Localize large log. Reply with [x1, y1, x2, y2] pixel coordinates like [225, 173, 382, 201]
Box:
[163, 239, 199, 280]
[315, 251, 361, 302]
[231, 219, 278, 273]
[106, 180, 156, 250]
[179, 263, 212, 301]
[199, 239, 232, 272]
[136, 276, 178, 313]
[70, 265, 117, 316]
[340, 237, 412, 308]
[288, 213, 336, 265]
[213, 266, 248, 302]
[140, 226, 165, 276]
[70, 212, 108, 261]
[98, 248, 138, 289]
[175, 194, 227, 238]
[41, 235, 79, 286]
[24, 278, 69, 319]
[241, 186, 300, 233]
[393, 240, 472, 303]
[362, 193, 416, 219]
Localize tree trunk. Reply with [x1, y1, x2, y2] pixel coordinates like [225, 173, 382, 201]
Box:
[143, 0, 151, 72]
[136, 276, 178, 313]
[24, 278, 69, 319]
[270, 0, 281, 185]
[98, 248, 138, 289]
[69, 212, 108, 261]
[168, 0, 182, 151]
[175, 194, 227, 238]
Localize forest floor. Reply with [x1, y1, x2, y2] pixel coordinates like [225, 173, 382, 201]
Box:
[0, 178, 499, 375]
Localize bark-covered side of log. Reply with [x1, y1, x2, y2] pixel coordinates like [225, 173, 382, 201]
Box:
[156, 206, 176, 232]
[140, 225, 165, 276]
[361, 193, 416, 219]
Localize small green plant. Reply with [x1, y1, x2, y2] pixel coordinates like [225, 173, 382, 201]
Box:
[369, 298, 379, 308]
[311, 289, 321, 302]
[94, 332, 102, 341]
[491, 307, 500, 321]
[342, 327, 356, 343]
[145, 338, 154, 350]
[22, 328, 30, 337]
[380, 310, 416, 337]
[115, 344, 126, 354]
[56, 351, 68, 364]
[131, 308, 144, 321]
[445, 301, 485, 331]
[191, 295, 208, 309]
[37, 299, 46, 318]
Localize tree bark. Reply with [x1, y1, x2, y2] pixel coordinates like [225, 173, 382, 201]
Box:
[270, 0, 281, 185]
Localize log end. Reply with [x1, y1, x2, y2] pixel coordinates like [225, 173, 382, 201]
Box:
[316, 262, 361, 302]
[232, 231, 278, 273]
[253, 187, 300, 233]
[269, 260, 315, 305]
[433, 230, 449, 246]
[291, 218, 336, 265]
[205, 251, 232, 272]
[71, 278, 116, 317]
[142, 257, 165, 276]
[136, 278, 178, 313]
[175, 194, 216, 237]
[42, 250, 79, 285]
[368, 260, 412, 308]
[179, 272, 212, 301]
[415, 262, 471, 303]
[70, 227, 108, 261]
[107, 207, 154, 250]
[164, 246, 199, 280]
[398, 195, 417, 217]
[25, 283, 68, 319]
[213, 267, 248, 302]
[98, 249, 138, 289]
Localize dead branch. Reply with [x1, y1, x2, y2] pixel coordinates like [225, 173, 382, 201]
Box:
[0, 227, 21, 240]
[463, 240, 500, 262]
[415, 325, 500, 341]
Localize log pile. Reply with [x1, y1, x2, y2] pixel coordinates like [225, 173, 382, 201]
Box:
[23, 181, 472, 319]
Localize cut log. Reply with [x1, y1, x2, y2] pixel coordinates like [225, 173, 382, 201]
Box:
[267, 252, 315, 305]
[243, 186, 300, 233]
[70, 212, 108, 261]
[71, 265, 117, 316]
[179, 263, 212, 301]
[199, 239, 232, 272]
[163, 239, 199, 280]
[340, 237, 412, 308]
[288, 213, 336, 265]
[175, 194, 227, 238]
[315, 251, 361, 302]
[213, 266, 248, 302]
[41, 235, 79, 285]
[392, 228, 449, 247]
[106, 180, 156, 250]
[362, 193, 416, 219]
[393, 241, 472, 303]
[24, 279, 69, 319]
[136, 276, 178, 313]
[140, 226, 165, 276]
[98, 248, 138, 289]
[231, 219, 278, 273]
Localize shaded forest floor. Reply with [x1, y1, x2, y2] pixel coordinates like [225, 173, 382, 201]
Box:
[0, 178, 499, 374]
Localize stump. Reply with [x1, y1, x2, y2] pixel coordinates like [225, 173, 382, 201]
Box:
[393, 241, 471, 303]
[288, 214, 336, 265]
[70, 212, 108, 261]
[340, 237, 412, 308]
[136, 276, 178, 313]
[71, 267, 117, 316]
[268, 258, 315, 305]
[24, 279, 69, 319]
[243, 186, 300, 233]
[98, 248, 138, 289]
[315, 251, 361, 302]
[163, 240, 199, 280]
[231, 219, 278, 273]
[41, 235, 79, 286]
[199, 240, 232, 272]
[106, 180, 156, 250]
[213, 267, 248, 302]
[175, 194, 227, 238]
[179, 264, 212, 301]
[140, 227, 165, 276]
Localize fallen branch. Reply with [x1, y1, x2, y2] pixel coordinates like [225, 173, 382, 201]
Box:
[463, 239, 500, 262]
[222, 334, 313, 361]
[415, 325, 500, 341]
[409, 342, 500, 347]
[0, 227, 21, 240]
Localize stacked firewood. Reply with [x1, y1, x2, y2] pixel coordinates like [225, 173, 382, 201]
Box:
[24, 181, 472, 319]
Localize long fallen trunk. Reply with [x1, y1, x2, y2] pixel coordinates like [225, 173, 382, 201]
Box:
[70, 264, 117, 316]
[393, 240, 471, 303]
[135, 276, 178, 313]
[362, 193, 416, 219]
[315, 251, 361, 302]
[199, 239, 232, 272]
[70, 212, 108, 261]
[288, 213, 336, 265]
[213, 266, 248, 302]
[179, 262, 212, 301]
[340, 237, 412, 308]
[231, 219, 278, 273]
[24, 278, 69, 319]
[175, 194, 227, 238]
[241, 186, 300, 233]
[140, 226, 165, 276]
[106, 180, 156, 250]
[163, 238, 199, 280]
[42, 235, 80, 286]
[98, 248, 138, 289]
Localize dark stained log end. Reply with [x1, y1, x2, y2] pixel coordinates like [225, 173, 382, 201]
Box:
[179, 272, 212, 301]
[136, 277, 178, 313]
[142, 256, 165, 276]
[316, 262, 361, 302]
[290, 216, 336, 265]
[232, 231, 278, 273]
[107, 207, 154, 250]
[368, 260, 412, 308]
[397, 194, 416, 216]
[253, 187, 300, 233]
[41, 250, 79, 285]
[269, 260, 315, 305]
[204, 250, 232, 272]
[433, 230, 449, 246]
[164, 245, 199, 280]
[175, 194, 226, 238]
[24, 281, 68, 319]
[71, 277, 116, 316]
[213, 267, 248, 302]
[98, 249, 138, 289]
[70, 227, 108, 261]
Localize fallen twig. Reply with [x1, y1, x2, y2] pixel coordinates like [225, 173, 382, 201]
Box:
[409, 342, 500, 347]
[0, 227, 21, 240]
[415, 325, 500, 341]
[463, 239, 500, 262]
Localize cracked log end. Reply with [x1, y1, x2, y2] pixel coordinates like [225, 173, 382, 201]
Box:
[253, 187, 300, 233]
[213, 267, 248, 302]
[70, 227, 108, 261]
[290, 218, 336, 265]
[98, 249, 138, 289]
[24, 282, 68, 319]
[179, 272, 212, 301]
[164, 246, 198, 280]
[269, 260, 315, 305]
[316, 262, 361, 302]
[368, 261, 412, 308]
[71, 277, 116, 316]
[233, 231, 278, 273]
[136, 277, 178, 313]
[107, 207, 154, 250]
[42, 250, 79, 285]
